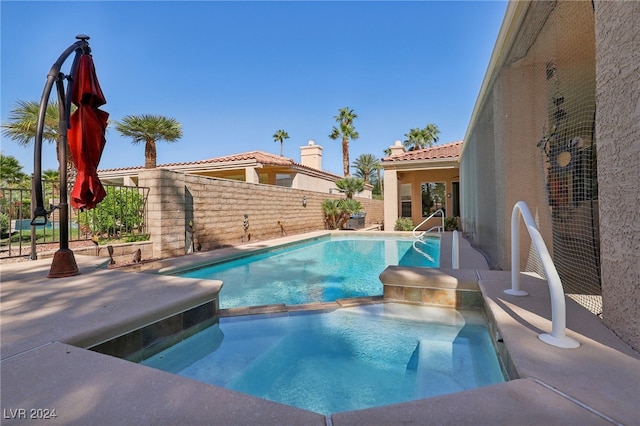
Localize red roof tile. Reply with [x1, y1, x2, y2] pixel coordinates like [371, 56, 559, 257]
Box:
[382, 140, 462, 162]
[198, 151, 296, 167]
[99, 151, 295, 173]
[98, 150, 342, 179]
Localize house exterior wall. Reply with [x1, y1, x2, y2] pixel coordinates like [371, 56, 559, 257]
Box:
[383, 169, 399, 231]
[292, 173, 336, 194]
[462, 1, 596, 270]
[594, 0, 640, 350]
[383, 167, 459, 231]
[461, 0, 638, 350]
[138, 169, 383, 259]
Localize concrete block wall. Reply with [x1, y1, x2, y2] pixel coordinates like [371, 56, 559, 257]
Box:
[138, 169, 383, 259]
[139, 170, 186, 259]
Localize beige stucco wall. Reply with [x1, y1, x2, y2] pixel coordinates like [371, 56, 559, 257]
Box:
[491, 57, 553, 273]
[383, 169, 398, 231]
[292, 173, 335, 193]
[461, 1, 595, 276]
[138, 169, 383, 259]
[383, 166, 459, 231]
[594, 0, 640, 350]
[460, 0, 638, 349]
[292, 173, 372, 199]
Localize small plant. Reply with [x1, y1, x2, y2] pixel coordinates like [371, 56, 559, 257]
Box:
[0, 212, 9, 237]
[444, 217, 460, 231]
[123, 234, 150, 243]
[322, 198, 363, 229]
[395, 217, 413, 231]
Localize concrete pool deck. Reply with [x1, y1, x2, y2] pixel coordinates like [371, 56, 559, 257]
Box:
[1, 231, 639, 425]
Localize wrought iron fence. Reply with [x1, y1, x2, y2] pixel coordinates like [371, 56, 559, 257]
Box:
[0, 180, 149, 259]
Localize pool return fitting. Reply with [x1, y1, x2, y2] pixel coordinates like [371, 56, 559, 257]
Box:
[506, 201, 580, 349]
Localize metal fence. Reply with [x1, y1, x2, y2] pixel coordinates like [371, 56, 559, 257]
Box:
[0, 180, 149, 259]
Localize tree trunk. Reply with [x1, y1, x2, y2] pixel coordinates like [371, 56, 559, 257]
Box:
[145, 140, 157, 169]
[342, 137, 350, 177]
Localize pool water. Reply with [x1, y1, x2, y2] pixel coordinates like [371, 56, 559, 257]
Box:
[142, 303, 505, 415]
[178, 236, 439, 308]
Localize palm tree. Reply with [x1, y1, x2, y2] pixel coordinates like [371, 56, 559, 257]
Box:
[403, 123, 440, 151]
[42, 169, 61, 197]
[321, 198, 363, 230]
[329, 107, 359, 177]
[0, 100, 77, 182]
[115, 114, 183, 169]
[336, 198, 363, 229]
[422, 123, 440, 147]
[272, 129, 289, 157]
[42, 169, 60, 182]
[352, 153, 380, 184]
[321, 199, 340, 229]
[0, 154, 27, 187]
[403, 128, 424, 151]
[335, 177, 365, 199]
[1, 100, 61, 147]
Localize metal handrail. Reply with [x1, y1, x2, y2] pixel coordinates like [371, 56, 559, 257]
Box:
[506, 201, 580, 349]
[412, 208, 445, 239]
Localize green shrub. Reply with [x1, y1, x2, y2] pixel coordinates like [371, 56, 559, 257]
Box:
[77, 186, 145, 237]
[0, 212, 9, 237]
[444, 217, 460, 231]
[123, 234, 150, 243]
[394, 217, 414, 231]
[322, 198, 363, 229]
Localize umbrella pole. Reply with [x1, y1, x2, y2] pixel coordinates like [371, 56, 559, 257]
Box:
[47, 77, 78, 278]
[32, 35, 90, 278]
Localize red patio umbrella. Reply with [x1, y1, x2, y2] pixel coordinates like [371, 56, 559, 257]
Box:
[68, 53, 108, 210]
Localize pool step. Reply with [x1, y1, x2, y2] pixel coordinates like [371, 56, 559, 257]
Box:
[380, 267, 483, 310]
[219, 296, 385, 317]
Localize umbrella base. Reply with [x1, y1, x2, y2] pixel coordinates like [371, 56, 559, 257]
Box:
[48, 248, 81, 278]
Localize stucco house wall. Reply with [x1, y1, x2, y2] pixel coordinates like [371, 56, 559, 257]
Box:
[461, 0, 638, 350]
[394, 168, 459, 230]
[594, 0, 640, 350]
[382, 141, 462, 231]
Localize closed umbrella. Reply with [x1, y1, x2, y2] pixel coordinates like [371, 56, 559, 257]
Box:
[68, 53, 108, 210]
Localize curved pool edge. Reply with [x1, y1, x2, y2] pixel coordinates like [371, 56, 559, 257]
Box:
[2, 232, 638, 425]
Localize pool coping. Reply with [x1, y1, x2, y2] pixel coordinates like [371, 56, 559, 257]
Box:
[2, 231, 639, 425]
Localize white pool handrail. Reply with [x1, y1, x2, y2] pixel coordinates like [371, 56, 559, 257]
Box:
[412, 209, 445, 239]
[507, 201, 580, 349]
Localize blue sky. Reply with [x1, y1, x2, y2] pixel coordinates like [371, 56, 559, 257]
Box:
[1, 1, 507, 176]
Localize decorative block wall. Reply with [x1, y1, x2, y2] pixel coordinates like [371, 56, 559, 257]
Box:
[138, 169, 383, 260]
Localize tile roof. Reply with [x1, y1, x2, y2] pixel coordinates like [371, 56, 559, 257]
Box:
[197, 151, 296, 167]
[99, 151, 296, 173]
[98, 150, 342, 179]
[382, 140, 463, 162]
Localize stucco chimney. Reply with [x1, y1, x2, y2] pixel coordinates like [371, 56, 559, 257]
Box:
[300, 139, 323, 170]
[389, 140, 405, 156]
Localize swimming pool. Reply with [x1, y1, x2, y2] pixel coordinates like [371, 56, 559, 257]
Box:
[142, 303, 505, 415]
[177, 235, 439, 308]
